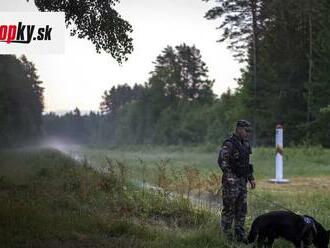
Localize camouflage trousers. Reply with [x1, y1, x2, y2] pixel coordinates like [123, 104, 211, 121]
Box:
[220, 175, 247, 237]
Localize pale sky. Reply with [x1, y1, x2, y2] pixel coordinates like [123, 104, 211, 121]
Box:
[1, 0, 242, 112]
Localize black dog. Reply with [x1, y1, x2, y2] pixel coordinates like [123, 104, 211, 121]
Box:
[247, 211, 330, 248]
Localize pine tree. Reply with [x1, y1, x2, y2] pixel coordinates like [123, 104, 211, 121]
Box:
[0, 55, 44, 148]
[148, 44, 215, 104]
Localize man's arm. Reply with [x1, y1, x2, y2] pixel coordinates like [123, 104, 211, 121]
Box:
[247, 164, 254, 182]
[246, 141, 256, 189]
[247, 165, 256, 189]
[247, 157, 256, 189]
[218, 141, 233, 173]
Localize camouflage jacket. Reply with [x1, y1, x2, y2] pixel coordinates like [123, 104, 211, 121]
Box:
[218, 134, 254, 182]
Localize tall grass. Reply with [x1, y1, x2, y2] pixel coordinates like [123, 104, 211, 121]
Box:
[0, 148, 220, 247]
[80, 145, 330, 246]
[1, 146, 330, 247]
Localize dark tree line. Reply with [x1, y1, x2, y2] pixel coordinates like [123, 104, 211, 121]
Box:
[204, 0, 330, 146]
[43, 108, 103, 144]
[0, 55, 44, 148]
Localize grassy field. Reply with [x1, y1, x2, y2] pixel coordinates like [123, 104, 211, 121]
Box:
[1, 145, 330, 247]
[80, 145, 330, 245]
[0, 148, 225, 247]
[79, 144, 330, 177]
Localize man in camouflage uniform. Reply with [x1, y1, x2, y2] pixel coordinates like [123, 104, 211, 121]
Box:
[218, 120, 256, 242]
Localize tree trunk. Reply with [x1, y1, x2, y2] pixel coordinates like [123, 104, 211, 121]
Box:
[251, 0, 258, 146]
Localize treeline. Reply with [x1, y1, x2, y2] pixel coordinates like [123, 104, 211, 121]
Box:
[0, 55, 44, 149]
[44, 0, 330, 148]
[44, 44, 236, 145]
[4, 0, 330, 148]
[204, 0, 330, 146]
[39, 43, 274, 146]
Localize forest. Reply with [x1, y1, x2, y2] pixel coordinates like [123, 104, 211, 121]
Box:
[1, 0, 330, 149]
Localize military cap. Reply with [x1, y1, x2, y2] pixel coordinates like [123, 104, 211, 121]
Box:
[236, 120, 251, 130]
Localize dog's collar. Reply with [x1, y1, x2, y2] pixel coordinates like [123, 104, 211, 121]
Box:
[304, 216, 313, 225]
[302, 216, 317, 235]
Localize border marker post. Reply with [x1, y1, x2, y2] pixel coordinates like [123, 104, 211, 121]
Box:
[269, 124, 290, 184]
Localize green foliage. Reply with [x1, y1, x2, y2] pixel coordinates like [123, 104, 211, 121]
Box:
[148, 44, 215, 104]
[31, 0, 133, 63]
[154, 103, 210, 145]
[204, 0, 263, 60]
[206, 90, 245, 144]
[43, 107, 92, 143]
[203, 0, 330, 147]
[0, 55, 44, 149]
[100, 83, 143, 115]
[312, 0, 330, 115]
[307, 105, 330, 147]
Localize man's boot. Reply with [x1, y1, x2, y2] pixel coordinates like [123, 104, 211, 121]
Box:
[220, 227, 233, 241]
[222, 229, 233, 241]
[220, 223, 233, 241]
[234, 226, 247, 244]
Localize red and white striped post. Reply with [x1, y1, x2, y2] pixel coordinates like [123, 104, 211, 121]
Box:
[270, 124, 289, 183]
